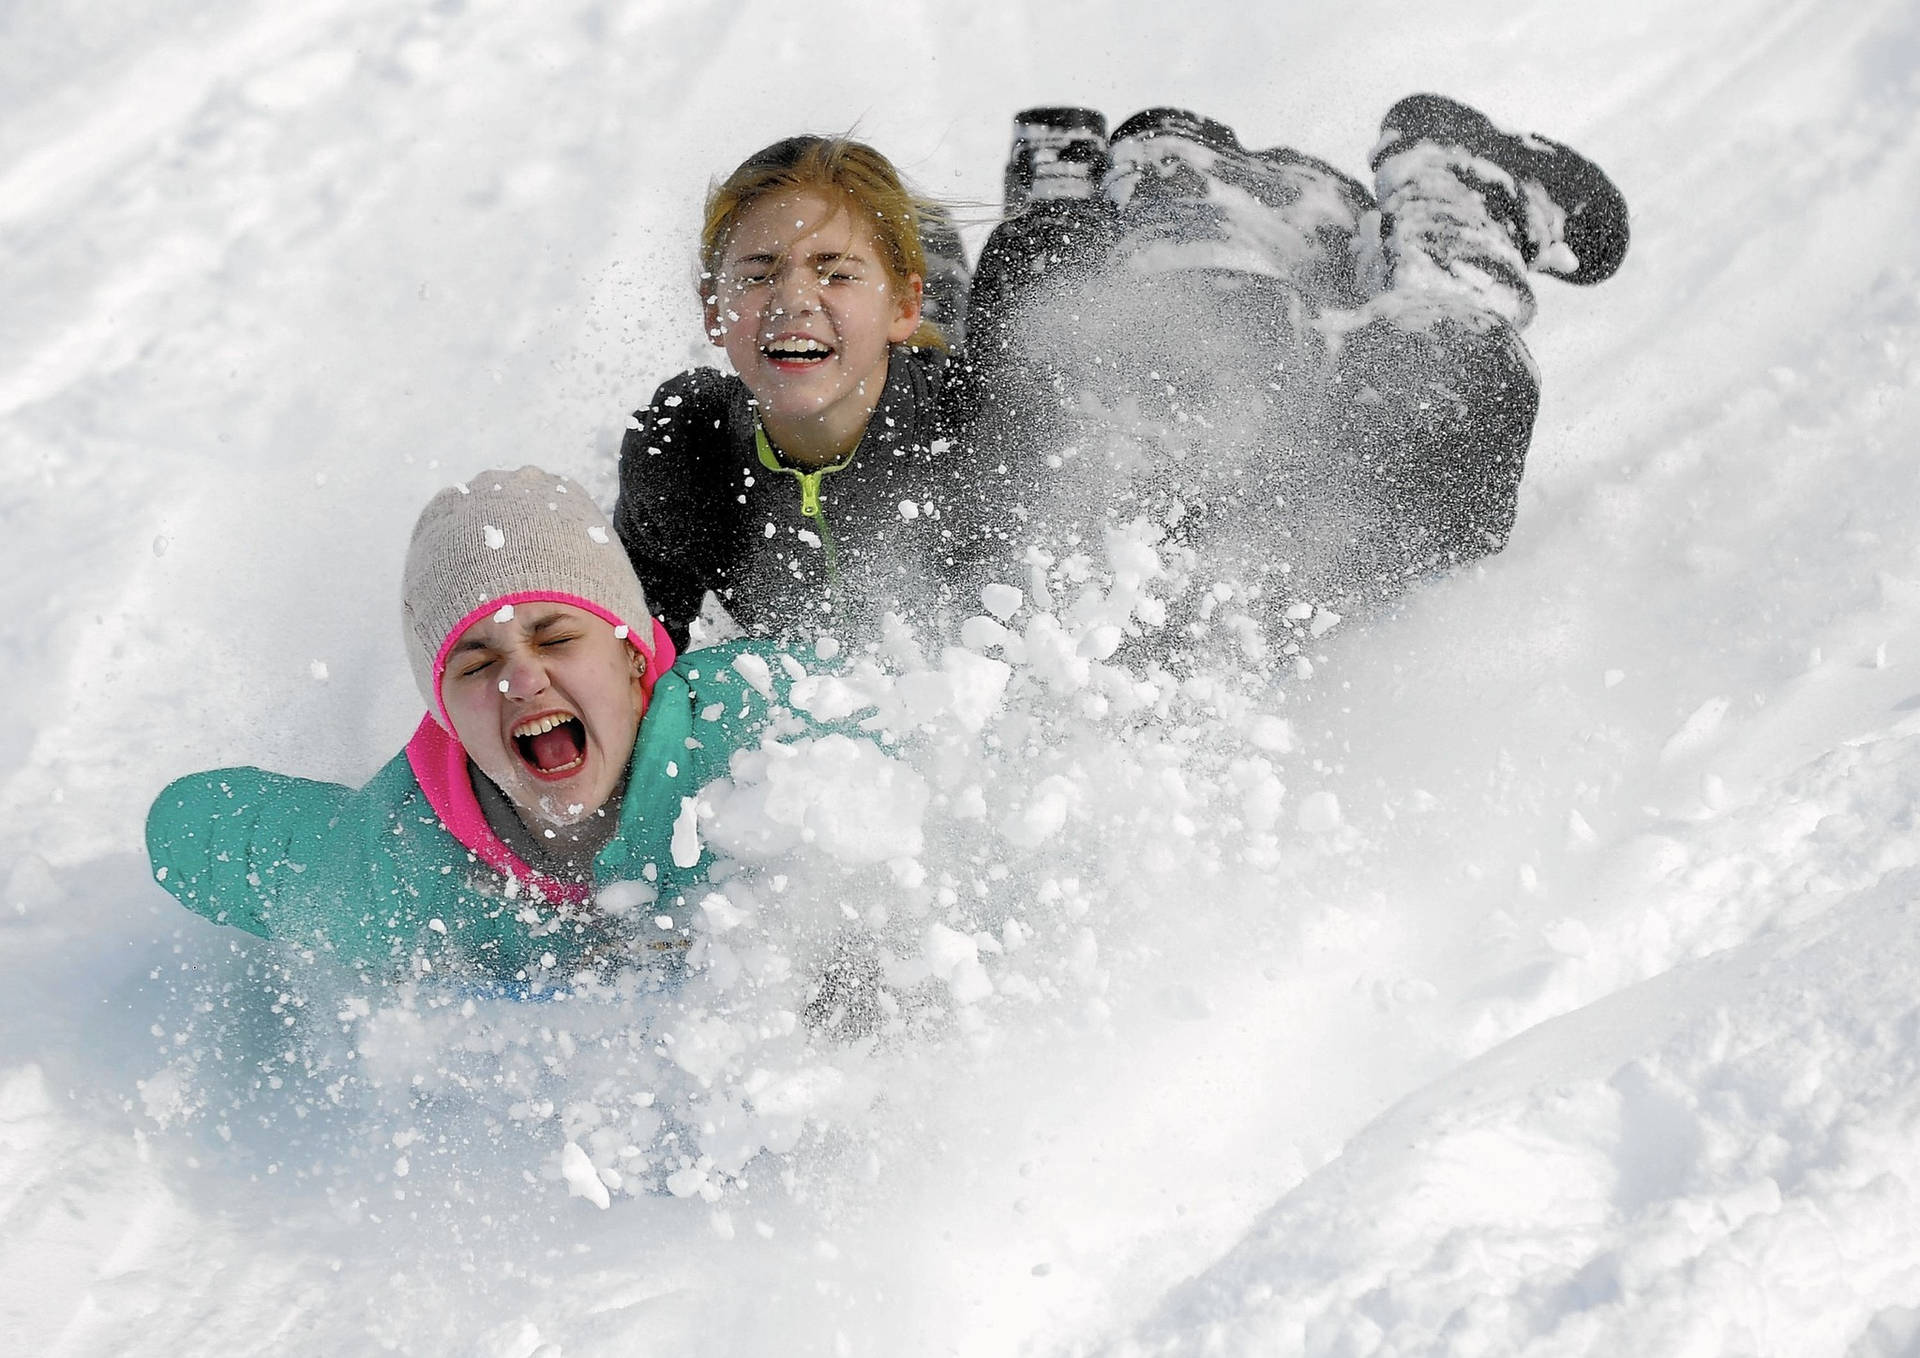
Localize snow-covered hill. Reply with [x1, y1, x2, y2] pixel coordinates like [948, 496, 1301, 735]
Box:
[3, 0, 1919, 1354]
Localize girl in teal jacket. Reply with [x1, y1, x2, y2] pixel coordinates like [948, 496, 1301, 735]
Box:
[146, 465, 793, 989]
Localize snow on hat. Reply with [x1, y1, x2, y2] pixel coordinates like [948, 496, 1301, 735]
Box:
[402, 465, 653, 727]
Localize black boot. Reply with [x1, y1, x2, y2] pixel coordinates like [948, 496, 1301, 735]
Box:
[961, 109, 1120, 435]
[1372, 93, 1629, 286]
[972, 107, 1119, 340]
[1003, 106, 1111, 213]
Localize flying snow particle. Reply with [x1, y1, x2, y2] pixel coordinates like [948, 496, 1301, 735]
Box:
[923, 923, 993, 1004]
[595, 880, 656, 916]
[940, 649, 1011, 732]
[961, 615, 1015, 653]
[484, 524, 505, 550]
[1003, 776, 1078, 847]
[560, 1141, 610, 1210]
[731, 651, 775, 699]
[898, 500, 920, 520]
[493, 603, 515, 623]
[309, 660, 329, 682]
[981, 582, 1024, 620]
[671, 797, 702, 868]
[1077, 625, 1122, 661]
[588, 525, 609, 544]
[1246, 715, 1294, 753]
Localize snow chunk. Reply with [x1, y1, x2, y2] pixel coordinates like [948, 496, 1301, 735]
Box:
[595, 879, 657, 916]
[731, 651, 776, 699]
[960, 615, 1016, 654]
[1246, 714, 1294, 753]
[559, 1140, 610, 1209]
[702, 735, 928, 865]
[981, 582, 1024, 620]
[923, 924, 993, 1004]
[940, 648, 1011, 733]
[671, 796, 702, 868]
[1002, 776, 1079, 848]
[788, 673, 870, 722]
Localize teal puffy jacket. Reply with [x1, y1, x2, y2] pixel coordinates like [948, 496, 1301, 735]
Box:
[146, 640, 793, 984]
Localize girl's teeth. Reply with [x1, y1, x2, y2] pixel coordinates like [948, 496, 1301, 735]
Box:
[514, 714, 573, 737]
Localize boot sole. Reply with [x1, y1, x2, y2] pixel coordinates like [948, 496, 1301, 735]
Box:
[1374, 93, 1629, 286]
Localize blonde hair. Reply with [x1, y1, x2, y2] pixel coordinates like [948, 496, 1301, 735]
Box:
[701, 135, 948, 351]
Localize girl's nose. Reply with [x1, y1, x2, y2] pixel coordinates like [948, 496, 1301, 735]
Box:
[769, 263, 821, 314]
[501, 652, 551, 699]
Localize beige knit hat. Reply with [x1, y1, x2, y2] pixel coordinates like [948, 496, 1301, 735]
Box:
[401, 466, 653, 725]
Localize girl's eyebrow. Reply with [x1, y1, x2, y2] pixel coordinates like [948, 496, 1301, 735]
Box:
[450, 611, 575, 658]
[731, 248, 868, 270]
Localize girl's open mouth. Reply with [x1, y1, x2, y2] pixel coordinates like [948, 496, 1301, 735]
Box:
[512, 713, 587, 779]
[763, 336, 833, 367]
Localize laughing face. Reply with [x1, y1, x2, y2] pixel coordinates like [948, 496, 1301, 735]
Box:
[707, 189, 923, 467]
[439, 602, 646, 830]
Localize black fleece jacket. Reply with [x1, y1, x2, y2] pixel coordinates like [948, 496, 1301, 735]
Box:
[613, 346, 1015, 650]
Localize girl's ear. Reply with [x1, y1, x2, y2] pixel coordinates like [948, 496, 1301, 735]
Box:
[627, 644, 650, 715]
[886, 273, 925, 345]
[704, 293, 728, 348]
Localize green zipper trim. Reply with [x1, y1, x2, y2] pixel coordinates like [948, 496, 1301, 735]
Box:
[755, 423, 853, 584]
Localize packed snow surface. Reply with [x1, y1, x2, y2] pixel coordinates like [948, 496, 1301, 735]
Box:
[5, 0, 1920, 1354]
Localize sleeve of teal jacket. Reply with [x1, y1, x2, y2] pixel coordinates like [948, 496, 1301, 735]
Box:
[146, 766, 357, 939]
[143, 755, 529, 977]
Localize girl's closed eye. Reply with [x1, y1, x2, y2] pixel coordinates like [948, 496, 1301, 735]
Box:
[457, 655, 498, 679]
